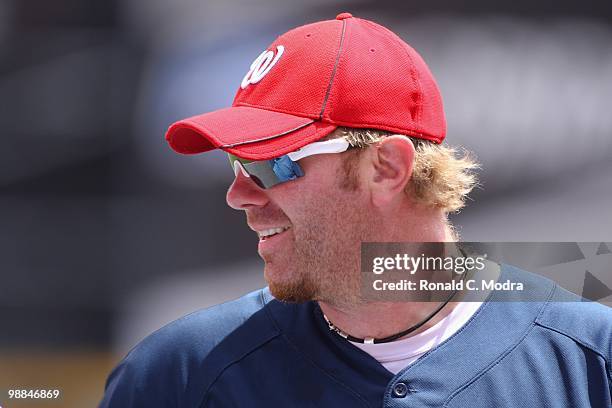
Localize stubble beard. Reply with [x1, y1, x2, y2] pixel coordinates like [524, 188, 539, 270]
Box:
[267, 201, 370, 307]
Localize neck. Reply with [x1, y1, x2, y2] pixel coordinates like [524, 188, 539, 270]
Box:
[319, 211, 458, 342]
[318, 299, 459, 341]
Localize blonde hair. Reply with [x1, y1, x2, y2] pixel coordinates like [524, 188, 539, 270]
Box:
[333, 128, 480, 213]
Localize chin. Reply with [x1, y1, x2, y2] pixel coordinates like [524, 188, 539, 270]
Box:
[264, 263, 316, 303]
[262, 261, 287, 285]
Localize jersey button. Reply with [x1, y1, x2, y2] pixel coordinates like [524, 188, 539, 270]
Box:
[392, 382, 409, 398]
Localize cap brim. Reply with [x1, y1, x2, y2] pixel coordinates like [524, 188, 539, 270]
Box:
[165, 106, 337, 161]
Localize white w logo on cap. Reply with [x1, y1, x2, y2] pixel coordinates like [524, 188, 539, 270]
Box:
[240, 45, 284, 89]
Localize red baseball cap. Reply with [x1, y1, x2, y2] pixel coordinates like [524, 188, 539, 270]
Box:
[165, 12, 446, 161]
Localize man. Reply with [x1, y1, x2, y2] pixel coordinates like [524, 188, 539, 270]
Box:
[100, 13, 612, 407]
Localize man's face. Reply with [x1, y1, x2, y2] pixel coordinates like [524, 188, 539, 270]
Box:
[226, 149, 375, 305]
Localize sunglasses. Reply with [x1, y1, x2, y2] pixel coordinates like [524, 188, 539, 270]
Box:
[228, 138, 351, 189]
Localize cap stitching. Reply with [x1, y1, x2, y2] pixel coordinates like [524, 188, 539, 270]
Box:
[318, 19, 347, 118]
[235, 127, 320, 154]
[225, 125, 337, 159]
[220, 120, 315, 148]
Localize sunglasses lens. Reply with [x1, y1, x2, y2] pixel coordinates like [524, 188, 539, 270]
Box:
[271, 156, 304, 181]
[228, 154, 304, 189]
[249, 175, 266, 189]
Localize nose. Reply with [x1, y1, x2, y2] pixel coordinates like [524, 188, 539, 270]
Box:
[226, 171, 269, 210]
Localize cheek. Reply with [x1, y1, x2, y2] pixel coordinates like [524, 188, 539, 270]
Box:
[279, 155, 367, 230]
[280, 170, 335, 218]
[294, 189, 361, 238]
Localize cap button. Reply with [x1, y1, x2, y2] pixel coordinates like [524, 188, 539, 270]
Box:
[335, 12, 353, 20]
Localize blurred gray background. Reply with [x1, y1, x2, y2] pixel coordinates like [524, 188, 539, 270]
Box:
[0, 0, 611, 405]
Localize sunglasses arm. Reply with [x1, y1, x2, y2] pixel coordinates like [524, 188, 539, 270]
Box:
[286, 139, 350, 161]
[232, 160, 251, 177]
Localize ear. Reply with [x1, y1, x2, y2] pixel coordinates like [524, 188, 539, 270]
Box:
[367, 135, 415, 208]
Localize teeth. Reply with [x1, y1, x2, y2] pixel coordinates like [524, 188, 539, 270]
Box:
[258, 226, 290, 238]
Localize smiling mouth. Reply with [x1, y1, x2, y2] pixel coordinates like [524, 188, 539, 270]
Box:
[258, 226, 291, 241]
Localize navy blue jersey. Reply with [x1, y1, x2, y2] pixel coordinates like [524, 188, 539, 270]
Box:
[100, 265, 612, 407]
